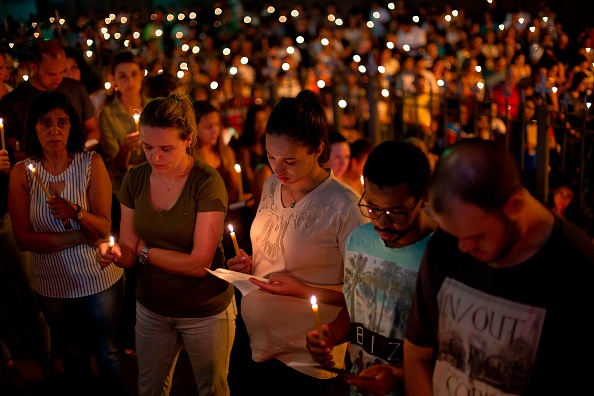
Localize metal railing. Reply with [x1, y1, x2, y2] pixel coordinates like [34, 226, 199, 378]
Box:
[328, 74, 594, 210]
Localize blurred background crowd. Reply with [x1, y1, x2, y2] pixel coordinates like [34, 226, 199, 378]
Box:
[0, 1, 592, 278]
[2, 1, 594, 394]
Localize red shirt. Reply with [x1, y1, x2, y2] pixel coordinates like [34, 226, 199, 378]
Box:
[490, 83, 521, 120]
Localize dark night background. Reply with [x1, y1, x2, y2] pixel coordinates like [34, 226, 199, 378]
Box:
[1, 0, 593, 39]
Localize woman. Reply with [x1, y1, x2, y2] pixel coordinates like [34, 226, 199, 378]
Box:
[341, 137, 374, 195]
[96, 93, 235, 396]
[236, 103, 271, 194]
[193, 100, 253, 259]
[64, 46, 100, 96]
[8, 92, 125, 395]
[193, 100, 240, 203]
[99, 51, 152, 220]
[322, 130, 351, 181]
[228, 90, 367, 395]
[236, 103, 273, 213]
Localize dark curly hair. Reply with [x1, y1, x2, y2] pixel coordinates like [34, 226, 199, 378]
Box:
[24, 92, 85, 159]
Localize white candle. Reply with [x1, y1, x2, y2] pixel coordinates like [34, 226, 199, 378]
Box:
[228, 224, 241, 257]
[27, 164, 52, 199]
[102, 235, 116, 271]
[310, 296, 324, 340]
[234, 164, 243, 201]
[0, 118, 5, 151]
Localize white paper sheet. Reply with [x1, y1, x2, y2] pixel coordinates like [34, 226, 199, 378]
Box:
[206, 268, 268, 296]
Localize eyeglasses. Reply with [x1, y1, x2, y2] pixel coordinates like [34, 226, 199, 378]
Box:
[358, 193, 420, 225]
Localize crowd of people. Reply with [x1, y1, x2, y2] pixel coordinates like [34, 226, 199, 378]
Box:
[1, 1, 594, 396]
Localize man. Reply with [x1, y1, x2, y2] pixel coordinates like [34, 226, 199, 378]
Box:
[306, 141, 438, 395]
[0, 39, 100, 160]
[404, 139, 594, 395]
[489, 63, 522, 121]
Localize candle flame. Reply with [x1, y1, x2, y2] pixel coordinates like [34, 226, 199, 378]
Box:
[109, 236, 115, 247]
[0, 118, 3, 126]
[360, 175, 365, 185]
[133, 114, 140, 122]
[310, 295, 317, 306]
[234, 164, 241, 173]
[228, 224, 234, 233]
[28, 164, 35, 172]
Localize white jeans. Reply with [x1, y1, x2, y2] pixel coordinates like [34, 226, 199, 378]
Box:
[135, 298, 237, 396]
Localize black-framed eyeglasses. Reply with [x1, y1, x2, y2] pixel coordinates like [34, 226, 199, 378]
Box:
[358, 193, 420, 225]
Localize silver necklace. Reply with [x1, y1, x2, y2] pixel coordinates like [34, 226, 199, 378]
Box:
[155, 159, 190, 192]
[287, 168, 324, 208]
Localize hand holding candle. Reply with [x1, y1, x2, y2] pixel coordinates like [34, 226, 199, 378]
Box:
[228, 224, 241, 257]
[311, 295, 324, 340]
[27, 164, 52, 199]
[101, 236, 115, 271]
[234, 164, 243, 201]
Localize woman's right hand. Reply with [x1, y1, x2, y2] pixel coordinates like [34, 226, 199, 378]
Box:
[96, 241, 122, 270]
[227, 249, 252, 274]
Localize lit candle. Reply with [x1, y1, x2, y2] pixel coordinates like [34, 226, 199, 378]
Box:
[234, 164, 243, 200]
[27, 164, 52, 199]
[310, 296, 324, 340]
[101, 235, 115, 271]
[133, 113, 140, 132]
[0, 118, 4, 151]
[360, 175, 365, 186]
[228, 224, 241, 257]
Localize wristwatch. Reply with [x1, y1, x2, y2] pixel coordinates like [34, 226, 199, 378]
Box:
[74, 204, 83, 221]
[139, 246, 151, 267]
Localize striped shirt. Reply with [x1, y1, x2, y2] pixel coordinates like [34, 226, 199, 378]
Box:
[26, 151, 123, 298]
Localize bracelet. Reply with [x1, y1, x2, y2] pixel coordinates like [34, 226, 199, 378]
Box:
[139, 246, 151, 267]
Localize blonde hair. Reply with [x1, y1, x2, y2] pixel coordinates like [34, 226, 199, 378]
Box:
[139, 93, 198, 156]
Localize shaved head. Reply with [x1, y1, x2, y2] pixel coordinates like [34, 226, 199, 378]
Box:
[430, 139, 522, 214]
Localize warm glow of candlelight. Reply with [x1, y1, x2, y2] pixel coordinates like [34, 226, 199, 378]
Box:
[133, 112, 140, 133]
[109, 236, 115, 247]
[310, 296, 324, 339]
[0, 118, 4, 151]
[27, 164, 52, 199]
[235, 164, 243, 200]
[228, 224, 241, 257]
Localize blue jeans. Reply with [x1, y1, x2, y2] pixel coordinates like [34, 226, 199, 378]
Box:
[36, 277, 125, 395]
[136, 298, 236, 396]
